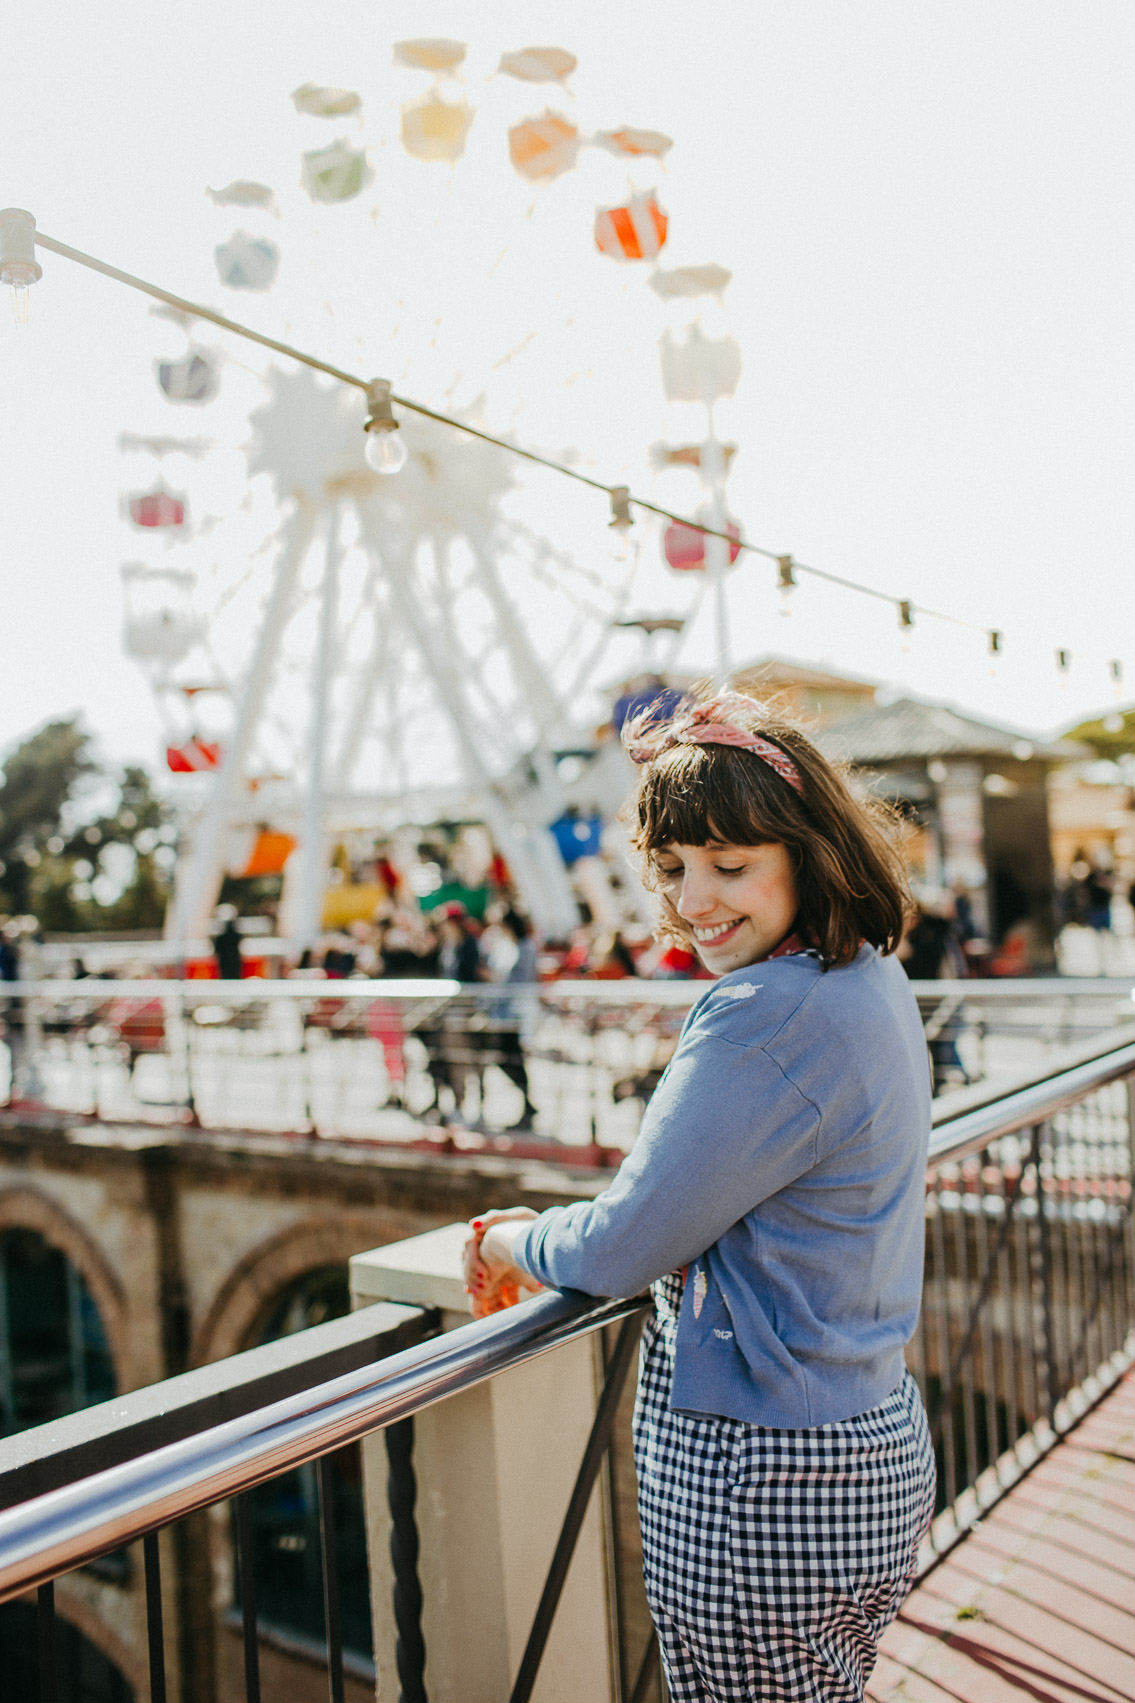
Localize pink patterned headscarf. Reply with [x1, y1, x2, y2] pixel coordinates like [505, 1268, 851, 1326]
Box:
[622, 691, 805, 796]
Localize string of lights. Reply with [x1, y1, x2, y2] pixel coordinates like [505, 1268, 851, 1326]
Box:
[9, 220, 1126, 693]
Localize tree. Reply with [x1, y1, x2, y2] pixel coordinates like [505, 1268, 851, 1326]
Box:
[0, 722, 174, 933]
[1064, 707, 1135, 758]
[0, 721, 94, 915]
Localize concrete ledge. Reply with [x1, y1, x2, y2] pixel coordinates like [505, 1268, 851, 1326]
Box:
[351, 1222, 473, 1315]
[0, 1299, 428, 1508]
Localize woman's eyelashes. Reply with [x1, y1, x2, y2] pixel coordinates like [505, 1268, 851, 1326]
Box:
[656, 861, 747, 880]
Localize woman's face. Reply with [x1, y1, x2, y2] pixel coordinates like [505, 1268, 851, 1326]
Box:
[653, 841, 799, 974]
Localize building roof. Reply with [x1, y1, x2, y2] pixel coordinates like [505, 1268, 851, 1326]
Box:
[736, 656, 879, 698]
[816, 696, 1083, 766]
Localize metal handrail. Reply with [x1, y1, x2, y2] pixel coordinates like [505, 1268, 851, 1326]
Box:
[2, 1022, 1133, 1604]
[6, 975, 1135, 1003]
[0, 978, 462, 1001]
[0, 1288, 644, 1603]
[927, 1035, 1135, 1163]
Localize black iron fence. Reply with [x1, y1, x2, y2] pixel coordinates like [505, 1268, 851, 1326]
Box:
[0, 1283, 646, 1703]
[0, 1034, 1131, 1700]
[912, 1042, 1135, 1552]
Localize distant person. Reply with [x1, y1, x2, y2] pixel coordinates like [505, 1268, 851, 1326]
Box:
[989, 921, 1037, 977]
[558, 926, 592, 977]
[1063, 853, 1091, 927]
[504, 909, 537, 983]
[322, 936, 357, 978]
[591, 930, 638, 979]
[0, 924, 24, 1103]
[212, 912, 243, 980]
[1084, 867, 1113, 932]
[378, 913, 439, 978]
[0, 927, 19, 983]
[901, 909, 957, 980]
[489, 911, 539, 1130]
[437, 907, 481, 983]
[611, 675, 684, 737]
[951, 886, 976, 944]
[421, 907, 484, 1122]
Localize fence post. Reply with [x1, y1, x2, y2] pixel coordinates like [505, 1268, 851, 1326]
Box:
[1030, 1123, 1061, 1427]
[351, 1225, 618, 1703]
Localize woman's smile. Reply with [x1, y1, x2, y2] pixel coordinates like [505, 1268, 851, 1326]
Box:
[691, 917, 744, 944]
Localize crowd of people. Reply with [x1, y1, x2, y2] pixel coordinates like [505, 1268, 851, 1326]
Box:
[270, 902, 701, 986]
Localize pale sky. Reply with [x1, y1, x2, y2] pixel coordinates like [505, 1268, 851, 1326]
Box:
[3, 0, 1135, 782]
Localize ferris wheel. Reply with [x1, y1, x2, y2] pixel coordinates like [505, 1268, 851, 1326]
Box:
[113, 38, 747, 947]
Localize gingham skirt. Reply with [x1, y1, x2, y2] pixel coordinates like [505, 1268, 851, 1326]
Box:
[633, 1275, 936, 1702]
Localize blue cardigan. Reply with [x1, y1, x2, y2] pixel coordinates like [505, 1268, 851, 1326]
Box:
[514, 946, 931, 1428]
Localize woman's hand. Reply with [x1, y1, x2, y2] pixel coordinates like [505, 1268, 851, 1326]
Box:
[464, 1207, 540, 1318]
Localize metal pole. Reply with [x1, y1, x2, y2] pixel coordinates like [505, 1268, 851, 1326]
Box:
[386, 1418, 427, 1703]
[294, 508, 343, 955]
[330, 565, 387, 795]
[700, 392, 731, 691]
[316, 1455, 346, 1703]
[143, 1531, 168, 1703]
[168, 503, 314, 950]
[468, 545, 567, 748]
[1031, 1123, 1061, 1426]
[235, 1494, 262, 1703]
[36, 1582, 57, 1703]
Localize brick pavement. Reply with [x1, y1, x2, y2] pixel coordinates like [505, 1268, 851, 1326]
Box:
[869, 1363, 1135, 1703]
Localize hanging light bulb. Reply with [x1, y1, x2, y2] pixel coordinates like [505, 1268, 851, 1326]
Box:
[0, 209, 42, 324]
[363, 379, 407, 475]
[608, 486, 635, 566]
[777, 554, 796, 617]
[608, 485, 633, 529]
[365, 429, 408, 475]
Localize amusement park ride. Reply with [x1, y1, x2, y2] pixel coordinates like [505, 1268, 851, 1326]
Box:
[5, 38, 748, 949]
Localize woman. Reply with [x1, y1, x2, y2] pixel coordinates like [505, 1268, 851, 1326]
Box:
[465, 691, 936, 1702]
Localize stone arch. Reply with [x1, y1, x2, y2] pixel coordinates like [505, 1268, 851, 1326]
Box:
[0, 1186, 128, 1393]
[190, 1207, 428, 1367]
[52, 1582, 145, 1700]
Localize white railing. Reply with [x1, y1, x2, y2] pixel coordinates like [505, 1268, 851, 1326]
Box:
[3, 976, 1135, 1148]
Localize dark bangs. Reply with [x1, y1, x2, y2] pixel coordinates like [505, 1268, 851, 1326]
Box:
[629, 722, 912, 969]
[633, 742, 793, 852]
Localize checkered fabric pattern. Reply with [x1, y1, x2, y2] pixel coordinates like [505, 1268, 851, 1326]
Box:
[634, 1274, 936, 1701]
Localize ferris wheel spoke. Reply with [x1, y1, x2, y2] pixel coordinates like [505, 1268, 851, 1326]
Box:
[420, 545, 521, 767]
[169, 504, 316, 946]
[331, 577, 396, 795]
[358, 502, 576, 936]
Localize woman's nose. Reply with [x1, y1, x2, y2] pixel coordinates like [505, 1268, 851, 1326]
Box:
[677, 871, 716, 919]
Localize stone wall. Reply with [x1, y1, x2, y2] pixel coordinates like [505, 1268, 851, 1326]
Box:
[0, 1116, 615, 1703]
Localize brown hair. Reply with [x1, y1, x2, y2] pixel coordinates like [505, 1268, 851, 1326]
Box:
[629, 696, 911, 969]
